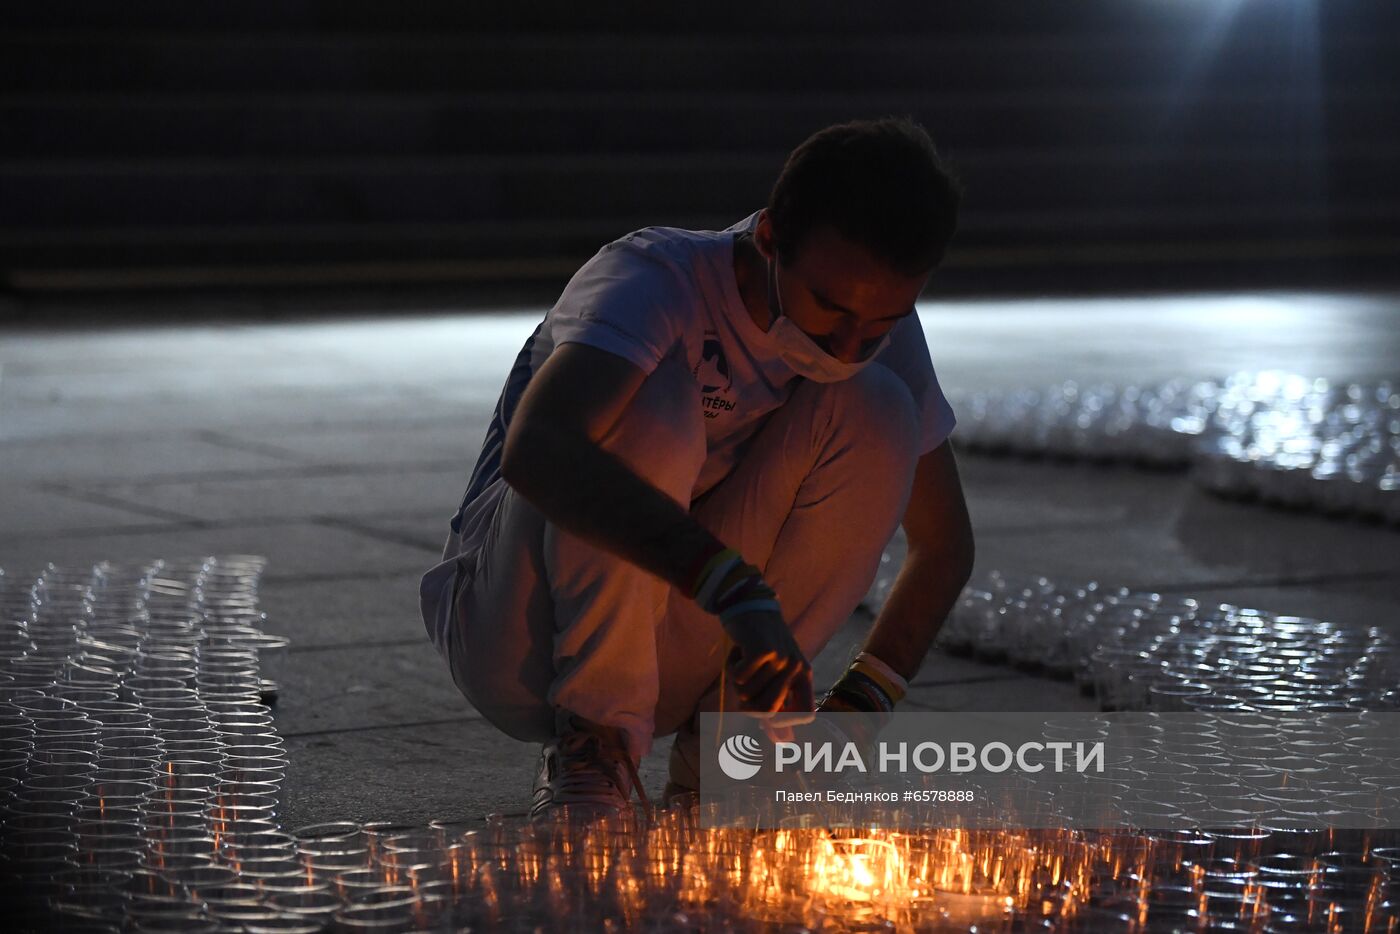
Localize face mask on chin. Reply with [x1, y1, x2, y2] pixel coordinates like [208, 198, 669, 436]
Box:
[765, 254, 891, 383]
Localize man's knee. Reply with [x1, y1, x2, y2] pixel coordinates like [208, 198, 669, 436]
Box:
[456, 662, 555, 745]
[816, 363, 921, 463]
[448, 596, 556, 745]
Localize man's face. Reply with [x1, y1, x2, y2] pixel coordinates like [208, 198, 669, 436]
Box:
[755, 212, 929, 363]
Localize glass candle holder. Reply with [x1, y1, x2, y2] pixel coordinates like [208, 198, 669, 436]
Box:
[145, 834, 221, 870]
[299, 845, 370, 884]
[25, 756, 97, 780]
[161, 862, 241, 900]
[130, 915, 221, 934]
[333, 867, 394, 901]
[196, 881, 264, 910]
[86, 778, 157, 811]
[50, 686, 121, 707]
[98, 733, 164, 761]
[7, 786, 89, 817]
[240, 916, 327, 934]
[75, 832, 148, 871]
[267, 887, 344, 921]
[0, 827, 80, 874]
[229, 853, 304, 882]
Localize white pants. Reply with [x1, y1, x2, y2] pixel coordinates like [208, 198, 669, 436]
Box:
[421, 355, 920, 760]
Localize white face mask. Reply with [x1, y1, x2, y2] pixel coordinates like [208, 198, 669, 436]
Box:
[766, 255, 891, 383]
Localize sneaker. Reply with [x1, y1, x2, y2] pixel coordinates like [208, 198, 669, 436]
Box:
[529, 712, 650, 821]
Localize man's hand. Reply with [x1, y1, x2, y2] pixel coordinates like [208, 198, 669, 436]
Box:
[811, 653, 906, 751]
[724, 609, 814, 716]
[691, 546, 815, 723]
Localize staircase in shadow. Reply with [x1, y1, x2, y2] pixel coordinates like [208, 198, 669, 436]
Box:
[3, 0, 1397, 295]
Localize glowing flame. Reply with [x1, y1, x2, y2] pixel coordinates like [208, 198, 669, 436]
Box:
[810, 837, 900, 904]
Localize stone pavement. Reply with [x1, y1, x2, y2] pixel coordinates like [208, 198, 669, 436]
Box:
[2, 289, 1397, 827]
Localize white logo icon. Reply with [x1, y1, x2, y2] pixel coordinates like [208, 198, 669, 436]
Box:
[717, 734, 764, 781]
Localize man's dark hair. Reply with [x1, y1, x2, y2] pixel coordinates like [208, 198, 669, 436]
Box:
[767, 117, 961, 276]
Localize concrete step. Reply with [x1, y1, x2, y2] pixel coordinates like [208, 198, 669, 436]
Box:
[8, 237, 1397, 293]
[2, 147, 1391, 229]
[4, 32, 1393, 95]
[4, 89, 1395, 160]
[6, 199, 1394, 250]
[8, 0, 1394, 37]
[5, 1, 1394, 294]
[5, 202, 1396, 287]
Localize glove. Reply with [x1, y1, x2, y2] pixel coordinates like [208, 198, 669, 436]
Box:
[688, 546, 781, 624]
[689, 545, 813, 718]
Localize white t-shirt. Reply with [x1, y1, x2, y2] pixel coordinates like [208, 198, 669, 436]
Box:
[440, 211, 955, 571]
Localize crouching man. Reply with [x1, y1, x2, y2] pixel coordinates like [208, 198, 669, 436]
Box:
[421, 117, 975, 818]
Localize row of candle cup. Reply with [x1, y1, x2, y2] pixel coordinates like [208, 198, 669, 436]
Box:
[1, 558, 297, 932]
[955, 377, 1208, 466]
[11, 762, 1400, 930]
[1193, 434, 1400, 522]
[8, 813, 686, 933]
[19, 811, 1394, 933]
[917, 569, 1400, 713]
[3, 564, 288, 696]
[890, 715, 1400, 829]
[953, 371, 1400, 525]
[9, 557, 1398, 931]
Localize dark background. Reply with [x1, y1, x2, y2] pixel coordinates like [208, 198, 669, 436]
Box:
[3, 0, 1398, 303]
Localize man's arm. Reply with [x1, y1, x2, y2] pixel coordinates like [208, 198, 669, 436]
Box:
[500, 342, 813, 713]
[501, 342, 720, 589]
[859, 440, 976, 683]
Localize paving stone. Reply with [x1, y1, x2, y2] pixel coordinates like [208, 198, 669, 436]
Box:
[266, 720, 526, 829]
[209, 421, 491, 469]
[903, 674, 1096, 713]
[959, 456, 1185, 530]
[68, 467, 468, 524]
[259, 573, 432, 648]
[970, 490, 1396, 591]
[334, 511, 453, 556]
[280, 719, 673, 828]
[0, 485, 183, 536]
[0, 521, 431, 580]
[275, 641, 474, 737]
[912, 649, 1031, 686]
[972, 523, 1249, 592]
[0, 313, 540, 442]
[1170, 493, 1400, 583]
[1, 384, 471, 442]
[0, 316, 534, 401]
[0, 435, 295, 482]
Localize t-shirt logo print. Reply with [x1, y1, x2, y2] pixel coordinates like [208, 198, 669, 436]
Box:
[694, 336, 732, 394]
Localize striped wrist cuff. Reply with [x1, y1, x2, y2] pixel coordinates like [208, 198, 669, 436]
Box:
[827, 670, 896, 714]
[689, 546, 740, 606]
[850, 652, 908, 704]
